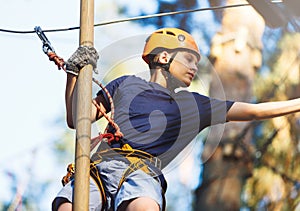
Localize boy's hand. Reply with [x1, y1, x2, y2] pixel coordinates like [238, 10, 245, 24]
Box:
[65, 46, 99, 76]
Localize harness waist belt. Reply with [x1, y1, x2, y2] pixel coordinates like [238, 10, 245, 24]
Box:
[91, 148, 162, 170]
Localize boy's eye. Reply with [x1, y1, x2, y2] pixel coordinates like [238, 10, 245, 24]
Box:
[186, 55, 193, 63]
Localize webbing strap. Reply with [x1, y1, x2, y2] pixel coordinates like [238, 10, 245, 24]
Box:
[117, 157, 155, 190]
[90, 162, 107, 211]
[61, 161, 107, 211]
[91, 148, 161, 169]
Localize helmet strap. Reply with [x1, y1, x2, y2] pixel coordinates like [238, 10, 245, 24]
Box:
[160, 51, 177, 72]
[162, 52, 186, 91]
[150, 51, 185, 91]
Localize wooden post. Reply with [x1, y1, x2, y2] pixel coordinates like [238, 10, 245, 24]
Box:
[73, 0, 94, 210]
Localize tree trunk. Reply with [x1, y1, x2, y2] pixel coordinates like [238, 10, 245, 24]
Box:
[194, 1, 265, 210]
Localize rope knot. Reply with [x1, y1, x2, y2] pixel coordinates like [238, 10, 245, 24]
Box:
[47, 52, 65, 70]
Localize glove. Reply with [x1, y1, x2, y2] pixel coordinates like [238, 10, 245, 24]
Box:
[65, 46, 99, 76]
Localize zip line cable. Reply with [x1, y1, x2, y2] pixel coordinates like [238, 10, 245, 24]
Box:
[0, 3, 250, 34]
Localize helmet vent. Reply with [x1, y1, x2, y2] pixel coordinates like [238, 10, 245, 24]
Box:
[166, 31, 176, 36]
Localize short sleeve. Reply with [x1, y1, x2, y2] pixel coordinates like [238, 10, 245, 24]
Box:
[192, 92, 234, 128]
[96, 75, 129, 112]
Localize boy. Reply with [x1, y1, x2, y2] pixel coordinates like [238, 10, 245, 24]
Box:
[53, 28, 300, 211]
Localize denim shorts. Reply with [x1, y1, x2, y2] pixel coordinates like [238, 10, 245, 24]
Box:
[52, 159, 165, 211]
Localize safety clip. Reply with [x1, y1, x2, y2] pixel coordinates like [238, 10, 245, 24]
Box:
[34, 26, 55, 54]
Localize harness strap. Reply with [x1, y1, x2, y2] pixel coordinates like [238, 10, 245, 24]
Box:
[91, 148, 161, 169]
[106, 148, 166, 211]
[117, 157, 155, 189]
[61, 162, 107, 211]
[91, 148, 164, 191]
[90, 161, 107, 211]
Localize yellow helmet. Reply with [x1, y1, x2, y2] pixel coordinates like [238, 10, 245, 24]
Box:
[142, 28, 201, 64]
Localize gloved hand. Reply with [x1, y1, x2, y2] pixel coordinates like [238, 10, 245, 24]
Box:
[65, 46, 99, 76]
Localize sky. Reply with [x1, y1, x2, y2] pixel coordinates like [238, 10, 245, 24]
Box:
[0, 0, 81, 208]
[0, 1, 78, 161]
[0, 0, 202, 210]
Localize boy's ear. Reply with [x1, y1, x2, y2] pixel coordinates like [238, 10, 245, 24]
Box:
[157, 51, 170, 64]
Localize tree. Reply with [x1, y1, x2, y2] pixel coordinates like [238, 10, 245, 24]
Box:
[120, 0, 198, 32]
[194, 0, 265, 210]
[243, 32, 300, 211]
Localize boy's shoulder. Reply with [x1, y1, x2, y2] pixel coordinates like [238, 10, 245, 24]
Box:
[110, 75, 148, 86]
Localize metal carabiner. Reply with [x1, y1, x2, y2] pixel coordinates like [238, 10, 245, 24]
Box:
[34, 26, 56, 54]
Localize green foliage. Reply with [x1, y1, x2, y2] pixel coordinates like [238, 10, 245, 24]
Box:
[121, 0, 197, 32]
[244, 31, 300, 210]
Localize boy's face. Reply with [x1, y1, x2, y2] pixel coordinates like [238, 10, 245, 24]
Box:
[169, 51, 199, 87]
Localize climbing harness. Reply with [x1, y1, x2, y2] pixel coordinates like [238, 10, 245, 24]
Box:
[90, 147, 166, 211]
[91, 147, 162, 188]
[35, 27, 165, 210]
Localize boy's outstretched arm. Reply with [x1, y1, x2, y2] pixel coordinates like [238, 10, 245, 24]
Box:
[226, 98, 300, 122]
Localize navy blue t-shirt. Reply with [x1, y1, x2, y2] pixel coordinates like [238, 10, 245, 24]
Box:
[97, 75, 234, 165]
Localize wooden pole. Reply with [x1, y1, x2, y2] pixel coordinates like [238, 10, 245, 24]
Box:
[73, 0, 94, 210]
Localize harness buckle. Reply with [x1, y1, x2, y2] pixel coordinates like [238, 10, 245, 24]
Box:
[153, 157, 162, 170]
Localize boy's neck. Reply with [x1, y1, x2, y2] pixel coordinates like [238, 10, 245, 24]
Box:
[149, 68, 168, 88]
